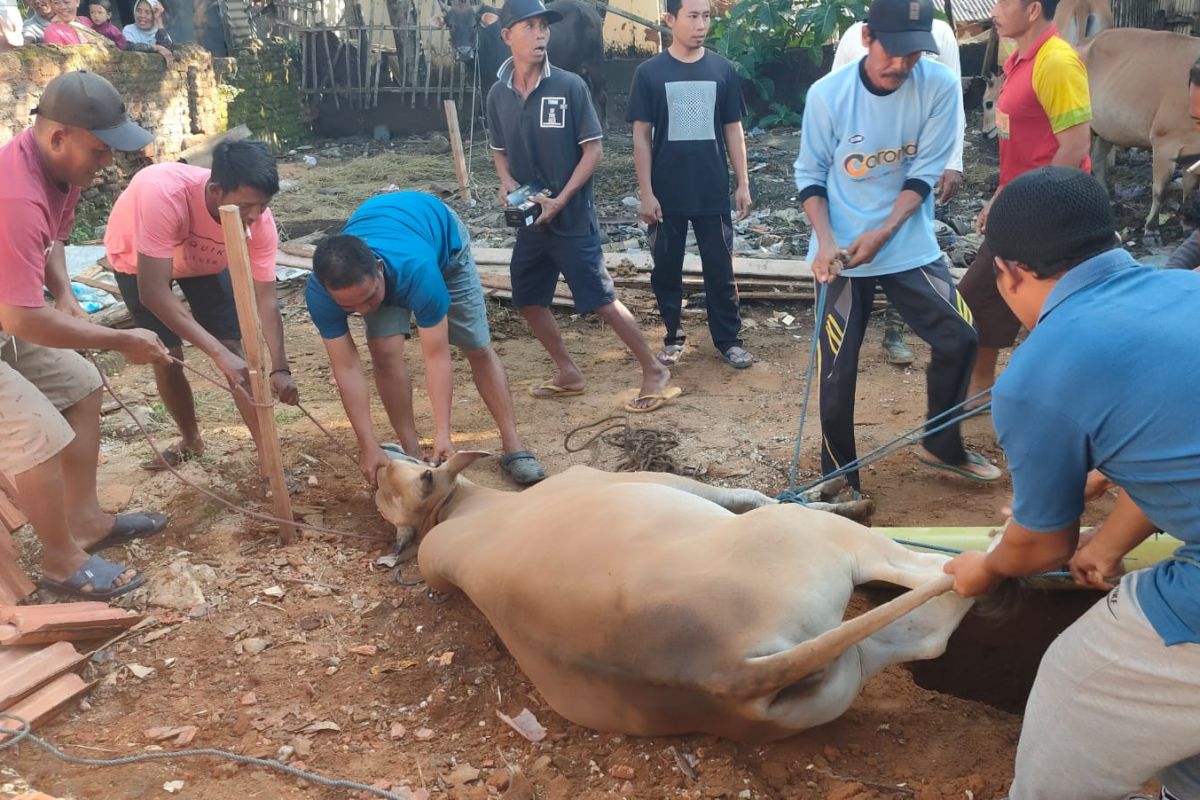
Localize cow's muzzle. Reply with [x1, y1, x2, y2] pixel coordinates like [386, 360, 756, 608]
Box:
[454, 45, 476, 62]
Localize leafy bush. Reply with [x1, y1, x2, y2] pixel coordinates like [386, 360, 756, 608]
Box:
[710, 0, 867, 126]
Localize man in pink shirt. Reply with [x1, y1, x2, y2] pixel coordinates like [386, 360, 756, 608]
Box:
[0, 71, 172, 599]
[104, 140, 298, 471]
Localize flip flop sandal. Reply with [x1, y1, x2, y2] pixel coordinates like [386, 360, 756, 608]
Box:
[624, 386, 683, 414]
[500, 450, 547, 485]
[38, 553, 145, 600]
[85, 511, 169, 553]
[656, 344, 685, 367]
[914, 449, 1003, 483]
[721, 346, 754, 370]
[529, 382, 585, 399]
[140, 445, 197, 472]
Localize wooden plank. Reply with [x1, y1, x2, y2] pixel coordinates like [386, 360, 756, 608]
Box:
[0, 672, 94, 734]
[470, 247, 814, 280]
[276, 252, 315, 270]
[0, 642, 85, 711]
[219, 206, 296, 543]
[443, 100, 472, 203]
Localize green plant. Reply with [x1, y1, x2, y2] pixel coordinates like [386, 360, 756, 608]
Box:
[710, 0, 867, 123]
[757, 101, 804, 128]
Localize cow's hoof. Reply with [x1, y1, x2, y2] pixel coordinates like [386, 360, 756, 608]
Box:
[426, 588, 450, 604]
[392, 566, 425, 587]
[1143, 229, 1163, 248]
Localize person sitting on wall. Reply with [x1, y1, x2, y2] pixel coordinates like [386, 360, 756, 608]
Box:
[22, 0, 55, 43]
[42, 0, 94, 45]
[80, 0, 126, 48]
[123, 0, 172, 63]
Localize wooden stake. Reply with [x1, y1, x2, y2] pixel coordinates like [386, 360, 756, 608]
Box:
[218, 206, 296, 543]
[443, 99, 472, 203]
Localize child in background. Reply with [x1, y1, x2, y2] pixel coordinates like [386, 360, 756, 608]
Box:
[123, 0, 172, 62]
[81, 0, 126, 48]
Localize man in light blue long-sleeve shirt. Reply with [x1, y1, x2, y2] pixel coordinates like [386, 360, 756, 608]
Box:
[793, 0, 1000, 492]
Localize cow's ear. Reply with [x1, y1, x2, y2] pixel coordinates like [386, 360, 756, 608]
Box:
[420, 469, 435, 495]
[480, 10, 499, 25]
[434, 15, 444, 25]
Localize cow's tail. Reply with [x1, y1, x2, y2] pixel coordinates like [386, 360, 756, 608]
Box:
[716, 574, 956, 700]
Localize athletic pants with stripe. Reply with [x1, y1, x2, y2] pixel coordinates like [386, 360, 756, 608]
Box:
[818, 259, 978, 489]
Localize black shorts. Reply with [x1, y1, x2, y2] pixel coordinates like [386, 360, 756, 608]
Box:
[112, 269, 242, 350]
[509, 227, 615, 313]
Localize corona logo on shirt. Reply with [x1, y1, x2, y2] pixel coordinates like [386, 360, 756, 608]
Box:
[843, 142, 918, 178]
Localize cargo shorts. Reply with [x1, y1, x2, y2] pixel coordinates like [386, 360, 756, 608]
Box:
[0, 334, 102, 475]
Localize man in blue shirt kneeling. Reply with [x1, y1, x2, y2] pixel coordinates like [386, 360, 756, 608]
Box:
[306, 192, 546, 488]
[946, 167, 1200, 800]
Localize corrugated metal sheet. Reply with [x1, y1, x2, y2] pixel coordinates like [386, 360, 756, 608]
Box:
[951, 0, 995, 24]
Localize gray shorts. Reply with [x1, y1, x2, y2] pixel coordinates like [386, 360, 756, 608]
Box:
[363, 214, 491, 351]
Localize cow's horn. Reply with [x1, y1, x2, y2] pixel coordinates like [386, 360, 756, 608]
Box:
[722, 574, 957, 699]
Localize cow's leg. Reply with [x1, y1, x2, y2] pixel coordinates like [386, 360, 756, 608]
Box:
[618, 471, 777, 513]
[854, 589, 973, 678]
[1144, 144, 1176, 239]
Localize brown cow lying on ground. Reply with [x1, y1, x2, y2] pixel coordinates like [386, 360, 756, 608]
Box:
[375, 453, 973, 742]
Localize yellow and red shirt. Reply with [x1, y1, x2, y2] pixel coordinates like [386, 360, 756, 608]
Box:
[995, 24, 1092, 186]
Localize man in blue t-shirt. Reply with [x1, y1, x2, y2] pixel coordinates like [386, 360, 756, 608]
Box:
[793, 0, 998, 492]
[305, 192, 545, 487]
[946, 167, 1200, 800]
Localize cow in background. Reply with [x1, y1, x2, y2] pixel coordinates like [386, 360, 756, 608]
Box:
[441, 0, 607, 125]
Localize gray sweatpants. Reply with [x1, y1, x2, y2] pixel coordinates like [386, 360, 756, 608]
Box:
[1009, 571, 1200, 800]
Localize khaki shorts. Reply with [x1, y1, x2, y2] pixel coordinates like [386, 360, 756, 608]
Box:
[0, 334, 102, 475]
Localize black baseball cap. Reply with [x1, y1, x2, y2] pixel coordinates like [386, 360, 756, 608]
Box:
[498, 0, 562, 29]
[31, 71, 153, 152]
[866, 0, 938, 57]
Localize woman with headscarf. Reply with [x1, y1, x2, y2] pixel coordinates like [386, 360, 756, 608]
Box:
[123, 0, 173, 63]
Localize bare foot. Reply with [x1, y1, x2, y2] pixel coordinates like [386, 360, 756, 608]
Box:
[628, 363, 671, 411]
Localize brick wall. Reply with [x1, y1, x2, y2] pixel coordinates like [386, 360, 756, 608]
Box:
[0, 44, 227, 161]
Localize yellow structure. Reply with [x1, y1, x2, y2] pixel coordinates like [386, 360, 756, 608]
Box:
[602, 0, 662, 55]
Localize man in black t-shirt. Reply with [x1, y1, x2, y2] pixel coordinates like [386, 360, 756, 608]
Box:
[487, 0, 678, 413]
[627, 0, 752, 369]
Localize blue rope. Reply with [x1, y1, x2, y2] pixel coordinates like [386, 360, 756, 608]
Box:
[890, 538, 1071, 579]
[787, 281, 828, 488]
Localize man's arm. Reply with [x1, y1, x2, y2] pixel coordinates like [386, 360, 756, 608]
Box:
[42, 242, 88, 320]
[137, 254, 247, 386]
[0, 302, 169, 364]
[322, 332, 390, 485]
[802, 195, 844, 284]
[253, 278, 298, 405]
[1069, 490, 1159, 589]
[945, 518, 1080, 596]
[1049, 122, 1092, 168]
[632, 120, 661, 225]
[491, 149, 520, 205]
[794, 89, 840, 282]
[724, 121, 752, 220]
[1166, 229, 1200, 270]
[416, 318, 454, 464]
[531, 140, 602, 226]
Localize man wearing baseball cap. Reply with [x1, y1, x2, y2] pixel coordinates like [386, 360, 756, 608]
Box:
[486, 0, 678, 413]
[945, 167, 1200, 800]
[793, 0, 996, 496]
[0, 71, 172, 600]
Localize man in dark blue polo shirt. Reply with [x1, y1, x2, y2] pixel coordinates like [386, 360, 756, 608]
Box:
[305, 192, 545, 487]
[944, 168, 1200, 800]
[486, 0, 678, 413]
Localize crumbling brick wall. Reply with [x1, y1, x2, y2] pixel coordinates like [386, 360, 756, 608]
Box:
[0, 44, 227, 160]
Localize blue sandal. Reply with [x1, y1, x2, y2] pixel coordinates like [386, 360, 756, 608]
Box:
[85, 512, 169, 553]
[721, 346, 754, 369]
[500, 451, 547, 486]
[39, 554, 145, 600]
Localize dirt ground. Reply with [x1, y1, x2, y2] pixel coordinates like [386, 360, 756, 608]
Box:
[9, 112, 1167, 800]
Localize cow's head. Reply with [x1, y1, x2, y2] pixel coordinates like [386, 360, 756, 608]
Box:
[441, 2, 501, 64]
[375, 450, 489, 551]
[981, 73, 1004, 139]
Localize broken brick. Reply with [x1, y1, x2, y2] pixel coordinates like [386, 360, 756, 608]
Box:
[0, 642, 86, 710]
[0, 671, 94, 733]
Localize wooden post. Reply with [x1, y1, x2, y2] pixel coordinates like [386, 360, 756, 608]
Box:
[443, 99, 472, 203]
[218, 206, 296, 543]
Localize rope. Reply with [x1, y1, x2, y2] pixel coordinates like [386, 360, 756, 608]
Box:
[786, 281, 827, 488]
[90, 354, 389, 544]
[563, 415, 684, 473]
[0, 712, 409, 800]
[891, 538, 1071, 579]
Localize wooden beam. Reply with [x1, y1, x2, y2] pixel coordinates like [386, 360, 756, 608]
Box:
[443, 100, 472, 203]
[219, 206, 296, 543]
